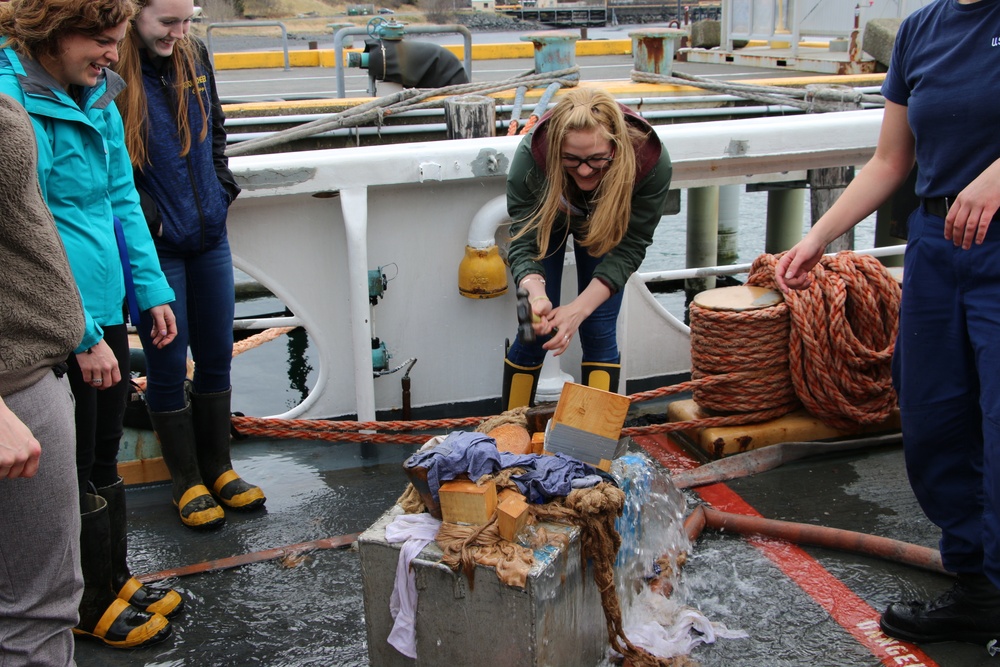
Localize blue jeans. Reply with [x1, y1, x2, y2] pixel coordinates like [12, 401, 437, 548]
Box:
[506, 235, 623, 367]
[138, 239, 235, 412]
[893, 207, 1000, 585]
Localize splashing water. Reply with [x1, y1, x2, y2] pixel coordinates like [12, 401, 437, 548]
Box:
[609, 453, 749, 661]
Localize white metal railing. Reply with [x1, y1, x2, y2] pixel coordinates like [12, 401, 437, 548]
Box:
[226, 109, 886, 419]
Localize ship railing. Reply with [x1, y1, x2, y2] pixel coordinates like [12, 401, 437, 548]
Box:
[225, 108, 888, 420]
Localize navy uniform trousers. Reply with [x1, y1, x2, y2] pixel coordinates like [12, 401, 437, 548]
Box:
[895, 206, 1000, 587]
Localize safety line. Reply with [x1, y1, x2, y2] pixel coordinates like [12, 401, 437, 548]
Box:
[635, 433, 939, 667]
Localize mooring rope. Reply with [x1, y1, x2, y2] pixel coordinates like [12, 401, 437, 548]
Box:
[148, 252, 899, 443]
[226, 67, 580, 157]
[746, 252, 900, 430]
[630, 69, 886, 112]
[232, 326, 296, 357]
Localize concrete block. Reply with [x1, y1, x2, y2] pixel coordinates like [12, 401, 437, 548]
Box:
[863, 18, 902, 70]
[689, 19, 720, 49]
[359, 506, 607, 666]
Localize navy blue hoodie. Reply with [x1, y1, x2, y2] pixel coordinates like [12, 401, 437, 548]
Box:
[134, 38, 240, 257]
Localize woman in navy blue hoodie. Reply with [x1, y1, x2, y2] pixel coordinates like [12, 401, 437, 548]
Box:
[116, 0, 265, 530]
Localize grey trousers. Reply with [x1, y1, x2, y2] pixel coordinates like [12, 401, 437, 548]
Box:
[0, 371, 81, 667]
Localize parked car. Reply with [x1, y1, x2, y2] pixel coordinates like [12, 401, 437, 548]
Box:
[378, 7, 395, 14]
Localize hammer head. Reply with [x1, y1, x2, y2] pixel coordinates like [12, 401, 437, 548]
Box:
[515, 288, 536, 345]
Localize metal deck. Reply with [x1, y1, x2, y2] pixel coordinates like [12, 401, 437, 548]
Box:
[71, 416, 996, 666]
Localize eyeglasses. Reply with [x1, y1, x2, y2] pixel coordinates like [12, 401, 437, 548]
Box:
[561, 155, 614, 171]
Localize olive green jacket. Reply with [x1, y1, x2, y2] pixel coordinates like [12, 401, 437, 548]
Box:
[505, 106, 672, 293]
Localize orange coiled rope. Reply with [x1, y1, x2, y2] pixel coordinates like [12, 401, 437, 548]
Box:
[689, 289, 798, 416]
[745, 251, 900, 430]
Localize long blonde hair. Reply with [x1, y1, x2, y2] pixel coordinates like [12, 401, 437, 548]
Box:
[0, 0, 136, 61]
[115, 0, 208, 168]
[516, 88, 648, 259]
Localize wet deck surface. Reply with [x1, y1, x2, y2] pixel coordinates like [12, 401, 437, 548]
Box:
[73, 423, 995, 666]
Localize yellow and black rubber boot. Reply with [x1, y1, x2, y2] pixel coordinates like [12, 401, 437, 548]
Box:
[581, 361, 622, 393]
[149, 405, 225, 529]
[501, 358, 543, 411]
[96, 477, 184, 617]
[192, 388, 266, 511]
[74, 494, 172, 648]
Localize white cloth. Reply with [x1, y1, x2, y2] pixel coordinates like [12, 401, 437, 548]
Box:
[384, 512, 442, 658]
[621, 587, 748, 659]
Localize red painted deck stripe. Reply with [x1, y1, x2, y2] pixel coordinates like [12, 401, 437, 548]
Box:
[636, 433, 939, 667]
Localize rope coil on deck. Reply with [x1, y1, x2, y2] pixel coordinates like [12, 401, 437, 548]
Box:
[746, 252, 900, 430]
[689, 295, 797, 416]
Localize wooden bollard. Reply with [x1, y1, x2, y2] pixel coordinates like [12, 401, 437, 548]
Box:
[444, 95, 496, 140]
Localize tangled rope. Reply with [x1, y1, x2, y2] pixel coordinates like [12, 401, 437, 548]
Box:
[746, 252, 899, 430]
[226, 67, 580, 157]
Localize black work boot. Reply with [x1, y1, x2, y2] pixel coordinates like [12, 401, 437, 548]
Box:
[501, 358, 543, 411]
[74, 494, 172, 649]
[149, 404, 225, 529]
[96, 477, 184, 617]
[581, 360, 621, 393]
[880, 573, 1000, 645]
[191, 388, 265, 511]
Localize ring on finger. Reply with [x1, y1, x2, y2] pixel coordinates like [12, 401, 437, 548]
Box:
[91, 378, 103, 386]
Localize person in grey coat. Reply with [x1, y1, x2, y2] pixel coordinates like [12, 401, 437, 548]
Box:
[0, 92, 85, 667]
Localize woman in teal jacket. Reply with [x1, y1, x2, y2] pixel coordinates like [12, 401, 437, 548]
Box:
[0, 0, 181, 650]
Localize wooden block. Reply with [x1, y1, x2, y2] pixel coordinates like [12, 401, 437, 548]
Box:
[439, 479, 498, 525]
[497, 493, 529, 542]
[525, 403, 557, 434]
[488, 423, 532, 455]
[530, 431, 545, 455]
[403, 465, 443, 519]
[667, 398, 901, 459]
[545, 383, 631, 467]
[498, 488, 523, 504]
[118, 457, 171, 487]
[551, 383, 631, 441]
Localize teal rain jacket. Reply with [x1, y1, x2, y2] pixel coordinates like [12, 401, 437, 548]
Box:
[0, 48, 174, 353]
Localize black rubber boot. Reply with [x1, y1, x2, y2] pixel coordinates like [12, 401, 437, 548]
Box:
[95, 477, 184, 617]
[880, 573, 1000, 645]
[581, 361, 622, 393]
[74, 494, 172, 648]
[501, 358, 543, 411]
[192, 388, 265, 511]
[149, 405, 225, 529]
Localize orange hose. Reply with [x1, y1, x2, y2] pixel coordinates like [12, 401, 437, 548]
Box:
[683, 504, 706, 543]
[137, 532, 360, 583]
[699, 507, 945, 574]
